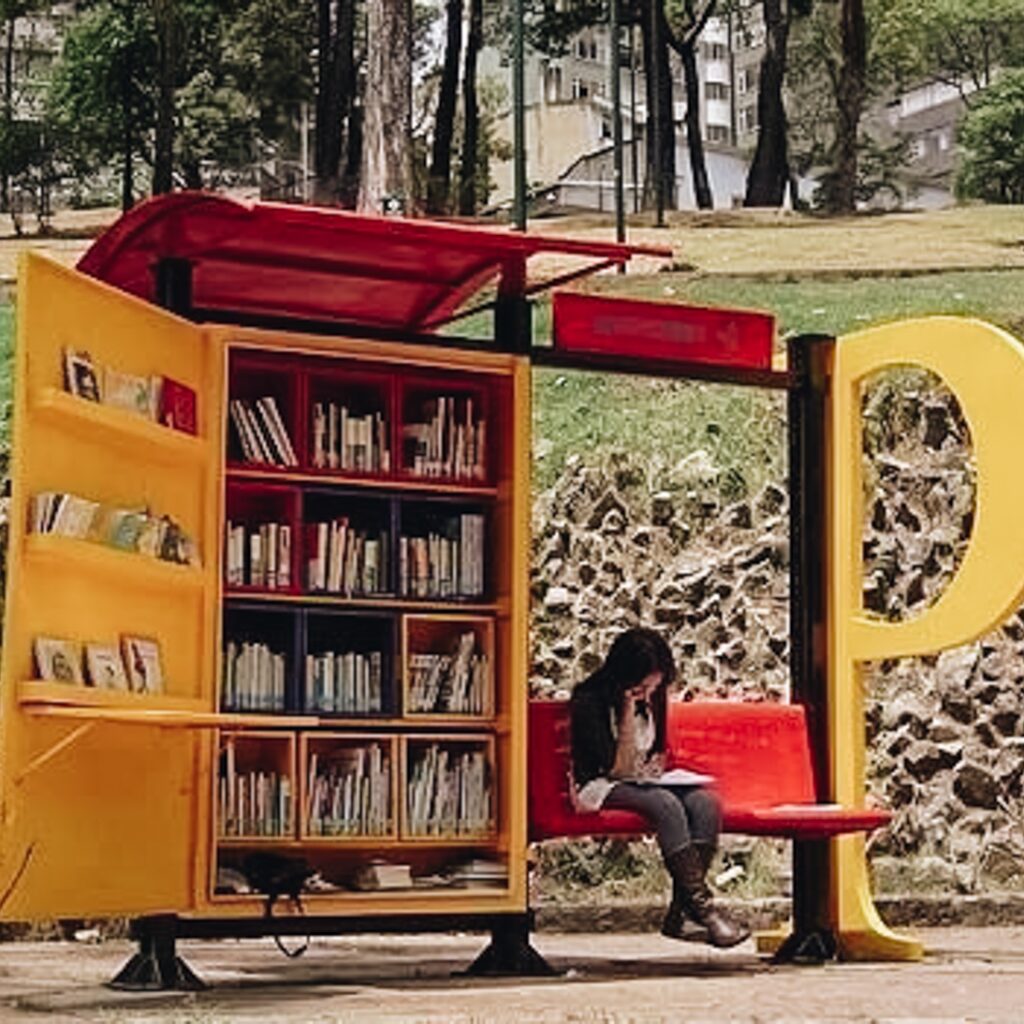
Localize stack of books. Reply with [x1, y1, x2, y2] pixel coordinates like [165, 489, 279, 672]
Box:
[305, 518, 388, 595]
[402, 395, 486, 480]
[305, 743, 391, 836]
[446, 857, 508, 889]
[229, 396, 298, 466]
[218, 746, 291, 837]
[221, 640, 287, 711]
[407, 631, 490, 714]
[31, 491, 200, 566]
[304, 649, 383, 713]
[406, 743, 492, 837]
[224, 520, 292, 589]
[310, 402, 390, 473]
[398, 513, 485, 598]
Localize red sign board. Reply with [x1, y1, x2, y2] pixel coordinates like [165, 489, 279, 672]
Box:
[552, 292, 775, 371]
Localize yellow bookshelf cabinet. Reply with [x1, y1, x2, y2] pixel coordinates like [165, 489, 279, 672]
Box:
[0, 252, 530, 928]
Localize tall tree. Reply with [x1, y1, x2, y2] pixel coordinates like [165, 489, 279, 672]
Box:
[360, 0, 414, 213]
[640, 0, 677, 211]
[427, 0, 463, 213]
[459, 0, 483, 214]
[314, 0, 358, 203]
[745, 0, 793, 206]
[664, 0, 718, 210]
[152, 0, 179, 194]
[830, 0, 865, 213]
[957, 68, 1024, 203]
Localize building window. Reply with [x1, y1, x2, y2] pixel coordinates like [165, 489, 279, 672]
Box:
[706, 81, 729, 100]
[590, 40, 598, 60]
[738, 105, 758, 134]
[704, 41, 728, 61]
[572, 77, 589, 100]
[707, 124, 730, 143]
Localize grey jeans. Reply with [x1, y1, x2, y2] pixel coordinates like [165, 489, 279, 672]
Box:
[603, 782, 722, 858]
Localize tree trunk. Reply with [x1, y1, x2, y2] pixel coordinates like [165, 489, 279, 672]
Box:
[120, 7, 134, 212]
[680, 41, 712, 209]
[359, 0, 414, 214]
[427, 0, 463, 214]
[314, 0, 353, 203]
[744, 0, 790, 207]
[832, 0, 866, 213]
[152, 0, 176, 195]
[640, 0, 676, 212]
[458, 0, 482, 215]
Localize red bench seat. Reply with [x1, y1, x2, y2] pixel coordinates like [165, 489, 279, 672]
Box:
[528, 699, 890, 843]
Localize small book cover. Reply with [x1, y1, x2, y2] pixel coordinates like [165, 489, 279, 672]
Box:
[85, 643, 129, 690]
[102, 367, 155, 418]
[34, 636, 84, 684]
[159, 377, 197, 434]
[121, 635, 164, 694]
[63, 348, 101, 402]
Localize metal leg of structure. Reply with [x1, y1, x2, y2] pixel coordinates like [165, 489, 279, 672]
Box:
[108, 915, 205, 991]
[462, 914, 558, 977]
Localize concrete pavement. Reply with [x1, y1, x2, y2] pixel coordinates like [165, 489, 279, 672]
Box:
[0, 926, 1021, 1021]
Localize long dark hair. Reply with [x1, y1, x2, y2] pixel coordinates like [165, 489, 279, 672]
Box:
[598, 627, 675, 752]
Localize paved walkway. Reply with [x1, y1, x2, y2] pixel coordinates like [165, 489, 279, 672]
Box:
[0, 926, 1020, 1022]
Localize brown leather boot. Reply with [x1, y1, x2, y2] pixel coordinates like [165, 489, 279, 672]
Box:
[661, 844, 750, 948]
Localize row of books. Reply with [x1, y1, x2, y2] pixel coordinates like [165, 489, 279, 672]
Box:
[304, 650, 384, 714]
[306, 520, 388, 596]
[398, 515, 485, 598]
[30, 491, 199, 566]
[222, 641, 287, 711]
[229, 396, 298, 467]
[63, 348, 197, 434]
[310, 403, 391, 474]
[305, 744, 392, 836]
[224, 521, 293, 589]
[407, 632, 490, 715]
[402, 396, 487, 480]
[34, 634, 163, 693]
[406, 744, 492, 837]
[218, 761, 292, 837]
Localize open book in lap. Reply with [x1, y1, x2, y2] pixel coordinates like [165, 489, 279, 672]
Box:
[632, 767, 715, 787]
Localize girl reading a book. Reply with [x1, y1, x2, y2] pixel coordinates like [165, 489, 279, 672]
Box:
[569, 627, 749, 948]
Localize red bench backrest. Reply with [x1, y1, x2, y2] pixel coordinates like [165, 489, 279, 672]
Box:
[665, 700, 817, 808]
[527, 698, 819, 842]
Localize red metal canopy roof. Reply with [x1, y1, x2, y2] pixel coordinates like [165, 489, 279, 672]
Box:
[77, 191, 670, 332]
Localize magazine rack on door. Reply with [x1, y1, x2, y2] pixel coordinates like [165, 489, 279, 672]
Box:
[0, 193, 670, 989]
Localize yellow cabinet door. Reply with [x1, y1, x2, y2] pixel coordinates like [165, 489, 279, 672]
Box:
[0, 254, 218, 919]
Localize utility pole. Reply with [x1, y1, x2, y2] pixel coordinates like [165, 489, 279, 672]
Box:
[513, 0, 527, 231]
[610, 0, 625, 253]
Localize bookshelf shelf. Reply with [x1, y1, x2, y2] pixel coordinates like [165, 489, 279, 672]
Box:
[32, 387, 207, 466]
[25, 533, 205, 592]
[223, 591, 498, 614]
[21, 700, 312, 729]
[227, 466, 497, 499]
[17, 681, 205, 712]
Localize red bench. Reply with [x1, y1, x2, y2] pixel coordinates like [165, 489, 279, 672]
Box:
[528, 699, 890, 843]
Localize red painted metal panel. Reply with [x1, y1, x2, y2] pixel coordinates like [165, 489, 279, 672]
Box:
[552, 291, 775, 371]
[77, 192, 670, 332]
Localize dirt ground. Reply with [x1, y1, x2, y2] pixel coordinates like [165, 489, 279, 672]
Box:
[0, 926, 1020, 1022]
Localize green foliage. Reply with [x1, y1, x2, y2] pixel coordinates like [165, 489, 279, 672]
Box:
[957, 69, 1024, 204]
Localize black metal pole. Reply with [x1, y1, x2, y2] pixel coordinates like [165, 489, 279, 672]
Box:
[610, 0, 625, 254]
[630, 25, 640, 215]
[649, 0, 665, 226]
[513, 0, 527, 231]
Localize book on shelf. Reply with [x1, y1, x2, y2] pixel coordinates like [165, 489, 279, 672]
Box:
[408, 630, 489, 715]
[225, 520, 292, 589]
[121, 635, 164, 694]
[352, 860, 411, 890]
[305, 649, 383, 714]
[29, 491, 201, 567]
[102, 367, 161, 419]
[406, 743, 492, 837]
[402, 394, 486, 480]
[305, 518, 388, 597]
[445, 856, 508, 889]
[62, 348, 101, 402]
[229, 397, 298, 467]
[398, 513, 484, 599]
[218, 744, 291, 837]
[305, 742, 391, 836]
[222, 640, 287, 711]
[85, 642, 130, 690]
[33, 636, 85, 684]
[158, 377, 197, 434]
[311, 402, 390, 473]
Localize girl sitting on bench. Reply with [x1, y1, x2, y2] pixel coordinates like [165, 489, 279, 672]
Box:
[570, 627, 750, 948]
